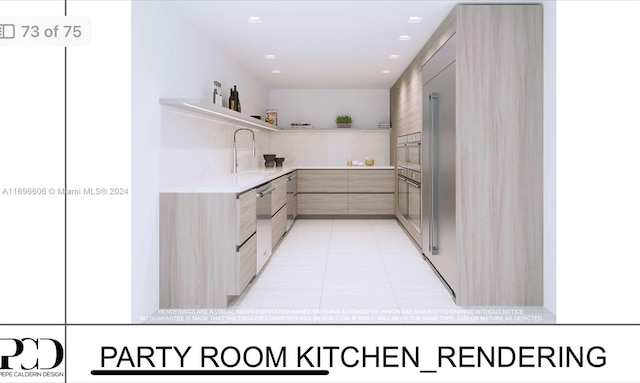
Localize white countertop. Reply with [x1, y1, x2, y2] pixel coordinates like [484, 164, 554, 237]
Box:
[161, 165, 395, 193]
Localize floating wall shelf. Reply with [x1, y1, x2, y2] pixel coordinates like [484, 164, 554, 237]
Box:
[159, 98, 280, 132]
[160, 99, 391, 133]
[278, 128, 391, 132]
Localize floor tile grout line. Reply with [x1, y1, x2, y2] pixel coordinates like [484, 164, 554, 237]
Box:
[317, 219, 334, 315]
[371, 220, 404, 321]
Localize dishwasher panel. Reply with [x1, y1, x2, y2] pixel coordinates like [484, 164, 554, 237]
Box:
[256, 183, 274, 273]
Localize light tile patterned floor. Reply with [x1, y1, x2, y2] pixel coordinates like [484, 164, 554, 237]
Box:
[149, 219, 555, 324]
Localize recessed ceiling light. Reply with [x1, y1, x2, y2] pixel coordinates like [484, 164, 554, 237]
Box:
[407, 16, 422, 23]
[248, 16, 262, 23]
[381, 70, 391, 74]
[272, 70, 281, 74]
[398, 35, 411, 41]
[389, 54, 400, 59]
[264, 54, 276, 59]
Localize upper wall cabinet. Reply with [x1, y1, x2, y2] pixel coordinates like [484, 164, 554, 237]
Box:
[391, 10, 457, 137]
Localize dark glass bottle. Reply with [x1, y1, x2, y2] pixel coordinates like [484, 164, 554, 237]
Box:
[233, 85, 238, 112]
[229, 88, 235, 110]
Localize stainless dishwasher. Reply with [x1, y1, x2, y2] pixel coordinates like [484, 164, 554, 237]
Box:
[256, 183, 275, 272]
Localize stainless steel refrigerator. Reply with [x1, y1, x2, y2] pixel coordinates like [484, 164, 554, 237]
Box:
[421, 34, 458, 296]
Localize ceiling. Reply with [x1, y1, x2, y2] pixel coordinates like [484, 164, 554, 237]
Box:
[165, 1, 458, 89]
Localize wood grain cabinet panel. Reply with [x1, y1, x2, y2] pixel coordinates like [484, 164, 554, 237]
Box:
[160, 193, 235, 309]
[236, 188, 256, 246]
[298, 170, 348, 193]
[348, 170, 395, 192]
[160, 188, 258, 309]
[348, 194, 394, 215]
[298, 194, 348, 215]
[291, 194, 298, 220]
[233, 234, 257, 295]
[271, 207, 287, 248]
[455, 4, 543, 306]
[271, 175, 287, 214]
[390, 4, 542, 306]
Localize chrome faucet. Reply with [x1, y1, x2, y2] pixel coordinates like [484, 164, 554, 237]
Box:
[233, 128, 256, 174]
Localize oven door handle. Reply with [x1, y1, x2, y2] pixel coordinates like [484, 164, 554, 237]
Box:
[405, 178, 421, 188]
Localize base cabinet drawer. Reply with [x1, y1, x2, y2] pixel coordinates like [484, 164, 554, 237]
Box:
[348, 194, 395, 215]
[348, 170, 395, 192]
[236, 188, 257, 246]
[298, 194, 348, 215]
[292, 194, 298, 219]
[272, 207, 287, 248]
[234, 234, 257, 295]
[271, 176, 287, 214]
[298, 170, 348, 193]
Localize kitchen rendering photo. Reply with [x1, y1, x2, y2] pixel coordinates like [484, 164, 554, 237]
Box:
[132, 1, 555, 323]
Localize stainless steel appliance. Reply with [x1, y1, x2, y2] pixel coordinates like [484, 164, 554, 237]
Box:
[421, 34, 457, 294]
[256, 183, 275, 271]
[397, 134, 421, 233]
[396, 133, 421, 171]
[286, 171, 298, 231]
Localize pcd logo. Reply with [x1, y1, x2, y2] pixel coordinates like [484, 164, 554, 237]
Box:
[0, 338, 63, 370]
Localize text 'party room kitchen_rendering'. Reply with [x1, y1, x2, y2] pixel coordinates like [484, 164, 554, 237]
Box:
[132, 1, 555, 324]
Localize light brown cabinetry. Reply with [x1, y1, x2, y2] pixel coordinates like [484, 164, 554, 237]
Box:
[298, 170, 347, 193]
[271, 175, 288, 249]
[271, 175, 287, 215]
[298, 169, 394, 216]
[271, 207, 287, 247]
[159, 188, 257, 309]
[390, 4, 543, 306]
[234, 234, 257, 295]
[455, 5, 543, 306]
[348, 194, 394, 215]
[390, 9, 456, 139]
[236, 188, 257, 245]
[298, 194, 348, 215]
[348, 170, 395, 193]
[232, 189, 258, 295]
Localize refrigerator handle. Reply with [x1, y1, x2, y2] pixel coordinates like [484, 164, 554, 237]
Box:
[429, 92, 440, 254]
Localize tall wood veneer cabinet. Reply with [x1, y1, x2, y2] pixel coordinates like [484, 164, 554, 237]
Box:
[159, 188, 257, 309]
[391, 4, 543, 306]
[298, 169, 394, 216]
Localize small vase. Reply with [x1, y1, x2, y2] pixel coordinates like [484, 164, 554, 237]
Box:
[263, 154, 276, 168]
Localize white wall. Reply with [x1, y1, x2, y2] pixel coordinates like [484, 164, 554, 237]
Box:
[269, 89, 390, 129]
[160, 109, 271, 185]
[132, 1, 269, 322]
[268, 89, 391, 168]
[270, 131, 390, 167]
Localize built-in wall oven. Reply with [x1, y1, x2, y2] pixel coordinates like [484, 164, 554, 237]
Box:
[398, 133, 421, 171]
[397, 133, 422, 233]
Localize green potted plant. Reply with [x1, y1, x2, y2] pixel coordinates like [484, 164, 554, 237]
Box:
[336, 115, 352, 128]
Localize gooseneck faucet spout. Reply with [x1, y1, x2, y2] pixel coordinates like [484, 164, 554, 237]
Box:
[233, 128, 256, 174]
